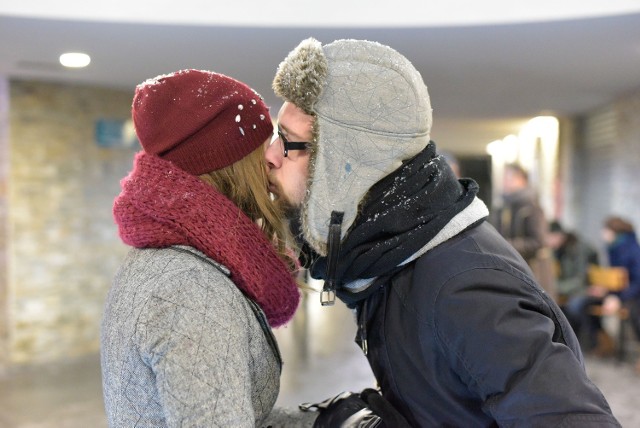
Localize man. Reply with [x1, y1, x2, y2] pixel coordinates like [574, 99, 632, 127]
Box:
[267, 38, 620, 426]
[548, 221, 600, 304]
[547, 221, 612, 353]
[491, 163, 558, 301]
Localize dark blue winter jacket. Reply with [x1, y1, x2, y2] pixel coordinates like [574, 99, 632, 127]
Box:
[356, 221, 620, 427]
[607, 232, 640, 301]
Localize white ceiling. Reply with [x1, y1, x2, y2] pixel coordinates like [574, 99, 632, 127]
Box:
[2, 2, 640, 155]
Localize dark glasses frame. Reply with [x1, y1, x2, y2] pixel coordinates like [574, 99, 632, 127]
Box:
[271, 127, 309, 157]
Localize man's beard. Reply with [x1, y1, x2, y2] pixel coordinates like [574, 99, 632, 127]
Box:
[282, 204, 301, 222]
[269, 179, 301, 221]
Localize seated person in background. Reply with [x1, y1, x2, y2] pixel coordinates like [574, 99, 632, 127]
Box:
[547, 221, 600, 319]
[548, 221, 600, 301]
[565, 216, 640, 359]
[598, 216, 640, 372]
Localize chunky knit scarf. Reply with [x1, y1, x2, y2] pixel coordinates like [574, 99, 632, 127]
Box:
[310, 143, 489, 305]
[113, 152, 300, 327]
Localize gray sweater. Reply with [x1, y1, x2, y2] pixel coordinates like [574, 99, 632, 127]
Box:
[101, 246, 315, 427]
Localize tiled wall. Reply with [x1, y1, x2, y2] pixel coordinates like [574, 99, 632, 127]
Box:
[571, 87, 640, 250]
[615, 89, 640, 216]
[3, 80, 134, 367]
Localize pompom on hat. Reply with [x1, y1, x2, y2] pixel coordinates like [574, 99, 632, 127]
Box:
[132, 69, 273, 175]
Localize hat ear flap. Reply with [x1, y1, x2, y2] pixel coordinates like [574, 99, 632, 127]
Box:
[273, 38, 328, 115]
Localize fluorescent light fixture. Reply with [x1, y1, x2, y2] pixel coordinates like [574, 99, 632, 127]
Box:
[59, 52, 91, 68]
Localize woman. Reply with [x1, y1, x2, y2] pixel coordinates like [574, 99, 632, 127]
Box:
[100, 69, 314, 426]
[599, 216, 640, 371]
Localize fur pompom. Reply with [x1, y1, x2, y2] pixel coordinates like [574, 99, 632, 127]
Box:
[272, 38, 328, 115]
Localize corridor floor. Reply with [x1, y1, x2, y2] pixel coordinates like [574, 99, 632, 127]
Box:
[1, 295, 638, 427]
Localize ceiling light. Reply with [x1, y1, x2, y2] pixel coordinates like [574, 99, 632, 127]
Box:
[59, 52, 91, 68]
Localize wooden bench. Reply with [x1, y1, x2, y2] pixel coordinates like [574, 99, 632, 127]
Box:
[588, 266, 628, 292]
[587, 266, 630, 362]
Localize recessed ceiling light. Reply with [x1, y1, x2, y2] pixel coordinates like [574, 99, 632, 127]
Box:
[59, 52, 91, 68]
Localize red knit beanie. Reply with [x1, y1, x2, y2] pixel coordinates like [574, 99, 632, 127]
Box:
[132, 69, 273, 175]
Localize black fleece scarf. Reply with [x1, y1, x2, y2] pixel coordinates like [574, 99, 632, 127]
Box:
[309, 142, 483, 303]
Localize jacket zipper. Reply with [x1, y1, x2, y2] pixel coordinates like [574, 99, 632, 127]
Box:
[357, 299, 369, 356]
[246, 297, 283, 369]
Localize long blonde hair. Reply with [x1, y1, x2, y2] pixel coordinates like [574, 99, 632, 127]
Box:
[199, 145, 297, 272]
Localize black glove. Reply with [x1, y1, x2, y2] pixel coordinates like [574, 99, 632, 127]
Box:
[360, 389, 411, 428]
[299, 389, 411, 427]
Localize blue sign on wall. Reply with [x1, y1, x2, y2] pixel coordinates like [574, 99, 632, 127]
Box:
[95, 119, 139, 149]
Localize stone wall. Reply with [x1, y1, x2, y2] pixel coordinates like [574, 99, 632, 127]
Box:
[4, 80, 134, 367]
[0, 77, 9, 369]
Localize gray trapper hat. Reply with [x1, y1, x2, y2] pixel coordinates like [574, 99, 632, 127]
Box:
[273, 38, 433, 257]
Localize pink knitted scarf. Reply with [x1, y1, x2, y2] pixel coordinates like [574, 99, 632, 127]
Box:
[113, 152, 300, 327]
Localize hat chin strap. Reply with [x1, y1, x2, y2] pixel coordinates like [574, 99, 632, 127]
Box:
[321, 211, 344, 306]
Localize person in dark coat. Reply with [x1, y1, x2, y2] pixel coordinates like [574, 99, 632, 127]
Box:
[266, 38, 621, 426]
[599, 216, 640, 372]
[547, 221, 601, 340]
[565, 216, 640, 359]
[491, 163, 557, 301]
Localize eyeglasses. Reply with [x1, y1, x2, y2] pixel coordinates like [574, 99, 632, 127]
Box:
[270, 127, 309, 157]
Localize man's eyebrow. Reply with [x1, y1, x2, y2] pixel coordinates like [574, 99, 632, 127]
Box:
[278, 124, 305, 140]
